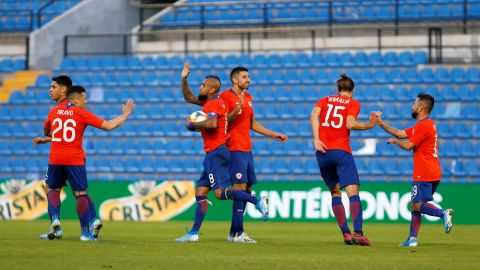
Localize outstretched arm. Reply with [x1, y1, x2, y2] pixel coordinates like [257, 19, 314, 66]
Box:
[346, 112, 377, 130]
[310, 107, 327, 153]
[227, 90, 244, 124]
[181, 61, 202, 106]
[376, 112, 408, 139]
[101, 99, 135, 131]
[251, 117, 288, 142]
[387, 138, 414, 151]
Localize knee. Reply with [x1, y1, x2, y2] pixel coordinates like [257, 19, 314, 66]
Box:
[411, 202, 421, 211]
[213, 190, 222, 200]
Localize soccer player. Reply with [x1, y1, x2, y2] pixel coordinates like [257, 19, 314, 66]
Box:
[375, 93, 454, 247]
[34, 85, 135, 241]
[175, 62, 268, 243]
[220, 66, 288, 243]
[310, 74, 376, 246]
[33, 75, 72, 240]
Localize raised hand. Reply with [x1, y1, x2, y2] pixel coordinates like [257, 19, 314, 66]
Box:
[181, 61, 190, 79]
[122, 99, 136, 117]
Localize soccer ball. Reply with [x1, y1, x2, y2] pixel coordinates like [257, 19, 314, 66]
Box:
[189, 111, 207, 122]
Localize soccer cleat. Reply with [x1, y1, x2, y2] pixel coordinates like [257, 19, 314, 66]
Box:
[90, 219, 103, 239]
[399, 237, 418, 247]
[174, 232, 199, 243]
[353, 232, 371, 246]
[40, 228, 63, 240]
[233, 232, 257, 243]
[255, 196, 269, 221]
[227, 234, 235, 242]
[443, 209, 454, 233]
[343, 232, 353, 245]
[80, 232, 97, 242]
[47, 219, 61, 240]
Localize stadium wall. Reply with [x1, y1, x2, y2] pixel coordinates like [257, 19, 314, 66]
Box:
[29, 0, 140, 70]
[0, 180, 478, 224]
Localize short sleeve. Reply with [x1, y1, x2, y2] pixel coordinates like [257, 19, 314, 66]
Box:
[204, 100, 224, 119]
[314, 98, 324, 109]
[404, 127, 414, 137]
[347, 100, 360, 118]
[407, 123, 428, 146]
[81, 109, 104, 128]
[43, 109, 54, 131]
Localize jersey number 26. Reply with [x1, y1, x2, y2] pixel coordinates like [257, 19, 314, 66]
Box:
[51, 118, 77, 143]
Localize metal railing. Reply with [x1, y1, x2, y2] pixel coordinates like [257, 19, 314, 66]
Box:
[135, 0, 480, 36]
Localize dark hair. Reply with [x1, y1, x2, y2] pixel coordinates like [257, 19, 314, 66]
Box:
[230, 66, 248, 83]
[204, 75, 221, 91]
[52, 75, 72, 88]
[66, 85, 86, 98]
[336, 73, 354, 92]
[417, 92, 435, 113]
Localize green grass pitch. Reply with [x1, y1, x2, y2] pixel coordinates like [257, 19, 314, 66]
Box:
[1, 220, 479, 270]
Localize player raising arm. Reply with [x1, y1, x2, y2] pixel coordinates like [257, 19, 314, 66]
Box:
[310, 74, 376, 246]
[376, 93, 453, 247]
[35, 85, 134, 241]
[175, 62, 268, 243]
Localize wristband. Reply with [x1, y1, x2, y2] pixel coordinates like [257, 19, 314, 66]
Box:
[187, 122, 195, 131]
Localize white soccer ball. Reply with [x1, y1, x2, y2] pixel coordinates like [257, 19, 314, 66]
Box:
[189, 111, 207, 122]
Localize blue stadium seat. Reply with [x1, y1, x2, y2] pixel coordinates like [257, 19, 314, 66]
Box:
[467, 67, 480, 83]
[399, 160, 413, 175]
[464, 159, 480, 176]
[0, 158, 11, 173]
[454, 122, 471, 138]
[154, 157, 169, 173]
[440, 141, 457, 157]
[457, 141, 476, 157]
[398, 51, 415, 66]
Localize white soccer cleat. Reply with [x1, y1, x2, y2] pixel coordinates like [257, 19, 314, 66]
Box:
[443, 209, 454, 233]
[90, 219, 103, 239]
[233, 232, 257, 243]
[40, 228, 63, 240]
[46, 219, 61, 240]
[175, 232, 199, 243]
[255, 196, 269, 221]
[399, 237, 418, 247]
[80, 232, 97, 242]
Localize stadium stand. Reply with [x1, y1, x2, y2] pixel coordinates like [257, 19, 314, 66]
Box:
[0, 49, 478, 183]
[151, 0, 480, 29]
[0, 0, 81, 32]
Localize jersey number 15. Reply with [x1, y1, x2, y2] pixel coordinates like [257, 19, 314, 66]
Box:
[321, 104, 345, 129]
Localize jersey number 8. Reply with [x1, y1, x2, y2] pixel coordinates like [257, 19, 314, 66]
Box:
[51, 118, 77, 143]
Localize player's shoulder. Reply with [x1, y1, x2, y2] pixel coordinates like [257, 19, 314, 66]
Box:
[220, 89, 233, 99]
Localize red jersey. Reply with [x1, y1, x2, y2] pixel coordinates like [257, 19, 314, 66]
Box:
[219, 89, 254, 152]
[44, 102, 104, 165]
[202, 98, 229, 153]
[314, 94, 360, 153]
[404, 118, 441, 182]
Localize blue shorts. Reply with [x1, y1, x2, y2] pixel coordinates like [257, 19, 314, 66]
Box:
[316, 150, 360, 190]
[197, 145, 230, 190]
[411, 181, 440, 203]
[229, 151, 257, 186]
[45, 164, 88, 192]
